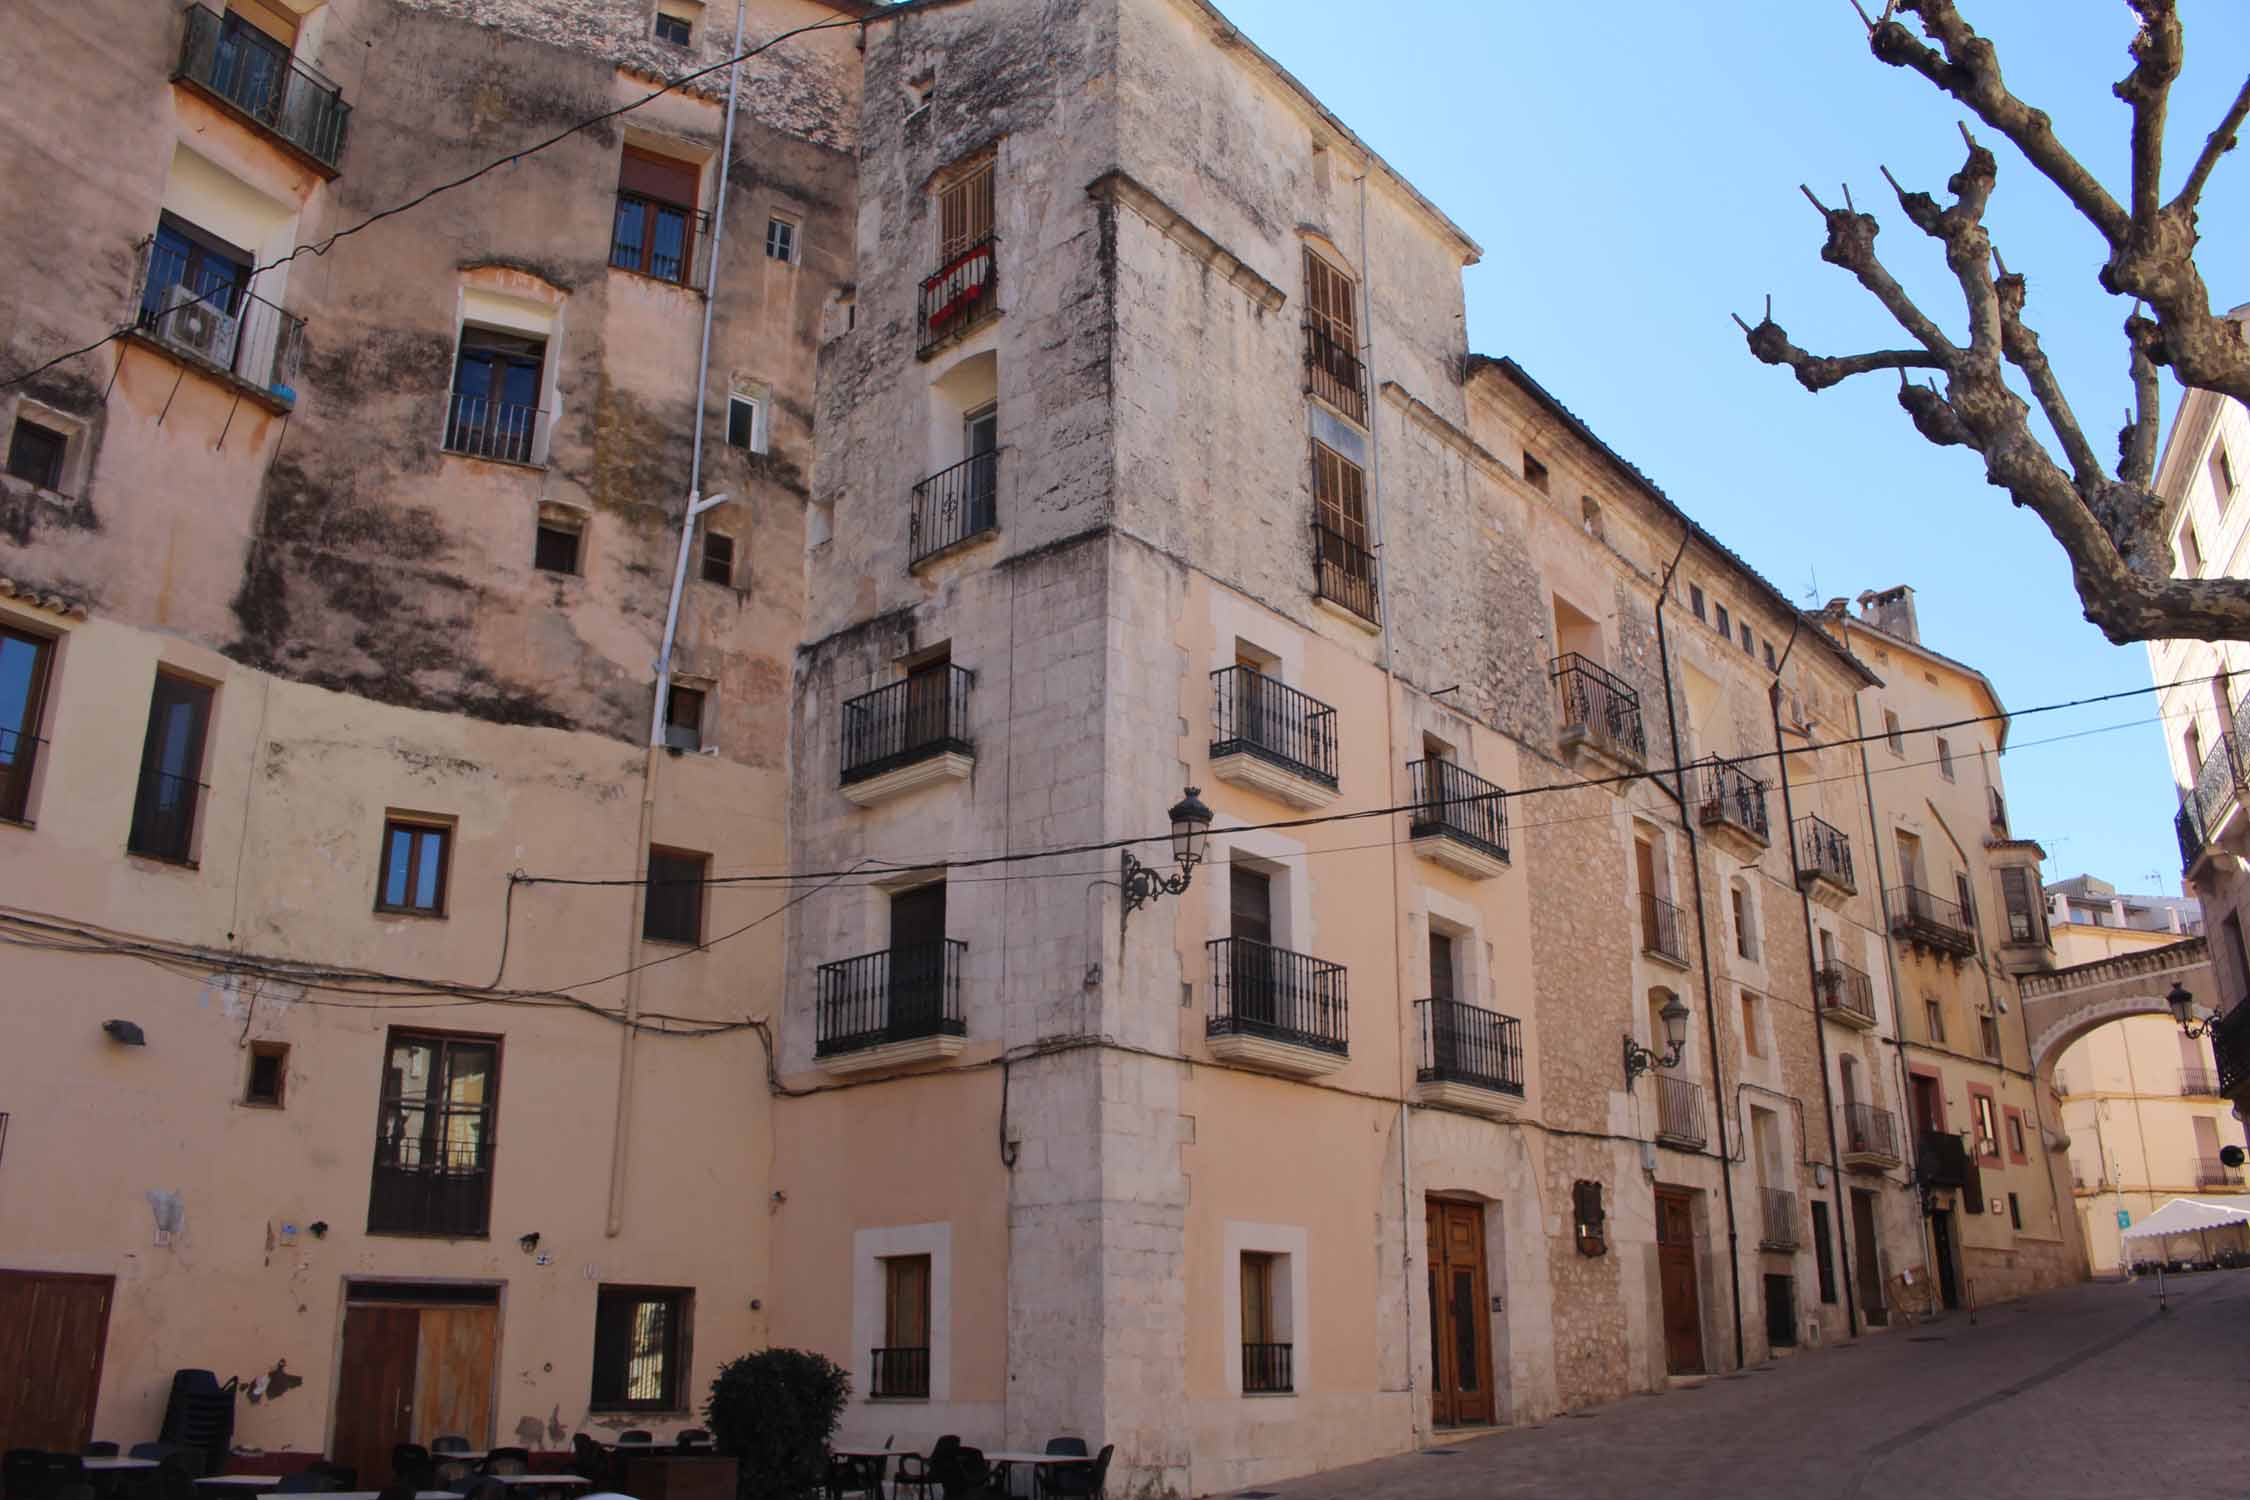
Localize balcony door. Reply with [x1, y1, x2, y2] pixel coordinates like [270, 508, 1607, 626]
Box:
[889, 882, 947, 1035]
[128, 672, 212, 860]
[1429, 930, 1460, 1072]
[902, 651, 953, 755]
[450, 329, 544, 462]
[1230, 864, 1276, 1030]
[1425, 1199, 1494, 1427]
[1910, 1073, 1944, 1135]
[0, 626, 54, 823]
[964, 403, 998, 528]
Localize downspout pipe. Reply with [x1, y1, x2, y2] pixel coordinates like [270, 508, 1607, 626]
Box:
[1653, 531, 1745, 1372]
[607, 1, 750, 1240]
[1766, 622, 1859, 1338]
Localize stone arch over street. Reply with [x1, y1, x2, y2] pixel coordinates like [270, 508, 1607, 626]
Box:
[2018, 936, 2210, 1084]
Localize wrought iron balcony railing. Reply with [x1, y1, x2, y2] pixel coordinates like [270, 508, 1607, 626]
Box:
[1242, 1342, 1293, 1394]
[2189, 731, 2250, 846]
[135, 239, 305, 402]
[1759, 1187, 1799, 1249]
[840, 666, 975, 784]
[0, 728, 41, 823]
[443, 391, 547, 465]
[609, 191, 714, 288]
[367, 1135, 494, 1238]
[1844, 1103, 1900, 1162]
[1640, 891, 1688, 965]
[1302, 321, 1367, 424]
[869, 1346, 930, 1400]
[909, 452, 1000, 567]
[1551, 653, 1645, 763]
[1816, 959, 1876, 1026]
[2196, 1158, 2244, 1189]
[2180, 1064, 2220, 1096]
[1890, 884, 1978, 957]
[1312, 522, 1380, 624]
[1415, 998, 1524, 1096]
[174, 4, 351, 171]
[1796, 814, 1855, 894]
[918, 232, 997, 354]
[1407, 758, 1509, 864]
[1207, 937, 1348, 1055]
[1695, 756, 1769, 844]
[2217, 1001, 2250, 1097]
[2178, 800, 2208, 870]
[814, 939, 968, 1057]
[1210, 666, 1338, 788]
[1656, 1074, 1706, 1148]
[127, 766, 205, 863]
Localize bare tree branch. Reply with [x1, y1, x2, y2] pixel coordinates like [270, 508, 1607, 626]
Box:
[1734, 314, 1942, 390]
[1800, 188, 1959, 356]
[2115, 0, 2182, 229]
[2172, 74, 2250, 214]
[2121, 309, 2163, 489]
[1994, 265, 2103, 486]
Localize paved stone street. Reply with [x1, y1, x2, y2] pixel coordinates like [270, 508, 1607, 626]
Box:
[1247, 1274, 2249, 1500]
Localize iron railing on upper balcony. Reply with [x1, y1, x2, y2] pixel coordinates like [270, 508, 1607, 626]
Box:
[909, 452, 1000, 568]
[2189, 731, 2250, 845]
[1415, 998, 1524, 1096]
[127, 766, 205, 864]
[1210, 666, 1338, 788]
[1640, 891, 1688, 965]
[443, 391, 548, 465]
[1796, 814, 1855, 893]
[1550, 653, 1646, 763]
[2180, 1064, 2220, 1096]
[2197, 1157, 2245, 1189]
[1242, 1342, 1294, 1394]
[1758, 1187, 1799, 1249]
[814, 939, 968, 1057]
[367, 1133, 495, 1238]
[1407, 759, 1509, 864]
[174, 4, 351, 171]
[134, 239, 305, 402]
[1695, 756, 1770, 844]
[2178, 800, 2209, 871]
[2216, 1001, 2250, 1097]
[1302, 321, 1367, 424]
[1312, 522, 1380, 624]
[1656, 1074, 1706, 1148]
[918, 232, 997, 354]
[840, 665, 975, 784]
[1208, 937, 1348, 1055]
[870, 1346, 930, 1400]
[0, 729, 41, 824]
[609, 191, 714, 289]
[1816, 959, 1876, 1026]
[1890, 884, 1978, 957]
[1844, 1102, 1900, 1161]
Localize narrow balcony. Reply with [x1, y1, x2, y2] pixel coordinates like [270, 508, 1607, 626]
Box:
[1842, 1103, 1902, 1172]
[1639, 891, 1690, 969]
[443, 390, 549, 467]
[1916, 1131, 1973, 1189]
[1890, 884, 1978, 959]
[173, 4, 351, 175]
[1209, 666, 1339, 809]
[1414, 998, 1524, 1116]
[869, 1346, 930, 1400]
[2196, 1157, 2245, 1190]
[0, 728, 42, 824]
[1206, 936, 1348, 1077]
[1406, 758, 1509, 878]
[909, 452, 1000, 569]
[127, 767, 205, 865]
[608, 191, 714, 290]
[1311, 522, 1380, 628]
[2217, 1001, 2250, 1099]
[814, 939, 968, 1071]
[1694, 756, 1770, 858]
[1795, 814, 1855, 907]
[840, 666, 975, 807]
[1816, 959, 1877, 1030]
[2179, 1064, 2220, 1097]
[917, 232, 998, 357]
[2177, 799, 2209, 876]
[1242, 1342, 1294, 1395]
[2187, 730, 2250, 859]
[1758, 1187, 1799, 1251]
[1302, 320, 1367, 424]
[1550, 653, 1645, 772]
[133, 240, 305, 412]
[1655, 1074, 1707, 1150]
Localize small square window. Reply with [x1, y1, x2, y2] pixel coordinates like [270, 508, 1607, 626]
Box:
[245, 1041, 289, 1108]
[6, 419, 66, 491]
[726, 392, 768, 453]
[701, 531, 735, 587]
[665, 684, 705, 752]
[534, 519, 582, 575]
[765, 216, 798, 263]
[377, 818, 452, 916]
[1522, 452, 1549, 494]
[654, 12, 692, 46]
[645, 846, 708, 944]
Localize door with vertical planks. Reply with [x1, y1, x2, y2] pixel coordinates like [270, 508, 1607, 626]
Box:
[332, 1304, 419, 1488]
[1425, 1199, 1494, 1427]
[1654, 1189, 1705, 1375]
[0, 1272, 113, 1450]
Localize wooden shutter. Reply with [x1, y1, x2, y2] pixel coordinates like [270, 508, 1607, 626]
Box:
[1312, 443, 1368, 553]
[1303, 250, 1356, 346]
[619, 147, 698, 209]
[1240, 1254, 1273, 1344]
[884, 1257, 930, 1347]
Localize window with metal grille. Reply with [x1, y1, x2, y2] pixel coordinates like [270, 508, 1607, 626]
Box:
[653, 11, 691, 46]
[875, 1255, 931, 1398]
[701, 531, 735, 587]
[592, 1286, 691, 1410]
[937, 157, 995, 267]
[1312, 441, 1375, 617]
[367, 1029, 499, 1237]
[377, 817, 452, 915]
[644, 847, 708, 944]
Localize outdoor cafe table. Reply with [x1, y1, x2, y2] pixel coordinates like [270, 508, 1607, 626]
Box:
[191, 1478, 284, 1489]
[478, 1476, 593, 1491]
[82, 1461, 159, 1473]
[257, 1492, 462, 1499]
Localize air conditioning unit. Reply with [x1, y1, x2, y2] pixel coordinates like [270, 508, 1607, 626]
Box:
[161, 284, 242, 370]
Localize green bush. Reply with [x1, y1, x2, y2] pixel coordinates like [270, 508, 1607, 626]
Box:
[705, 1347, 852, 1499]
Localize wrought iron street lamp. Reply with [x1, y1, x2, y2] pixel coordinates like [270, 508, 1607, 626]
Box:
[1120, 787, 1214, 931]
[1623, 993, 1690, 1086]
[2167, 981, 2214, 1039]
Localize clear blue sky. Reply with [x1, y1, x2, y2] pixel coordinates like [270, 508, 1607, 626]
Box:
[1211, 0, 2248, 897]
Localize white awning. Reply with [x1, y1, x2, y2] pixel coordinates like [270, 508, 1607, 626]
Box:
[2119, 1196, 2250, 1241]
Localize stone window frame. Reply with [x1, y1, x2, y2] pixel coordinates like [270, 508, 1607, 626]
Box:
[1222, 1220, 1307, 1397]
[851, 1222, 952, 1407]
[3, 398, 92, 498]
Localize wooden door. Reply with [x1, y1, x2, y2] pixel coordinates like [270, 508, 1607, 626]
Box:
[1911, 1074, 1944, 1134]
[1850, 1190, 1888, 1327]
[1425, 1200, 1494, 1427]
[0, 1271, 113, 1449]
[333, 1305, 420, 1487]
[888, 881, 948, 1032]
[413, 1306, 497, 1450]
[1654, 1190, 1704, 1375]
[1229, 865, 1276, 1029]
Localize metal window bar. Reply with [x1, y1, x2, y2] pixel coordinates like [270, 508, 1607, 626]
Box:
[1301, 320, 1367, 423]
[2220, 1002, 2250, 1097]
[1639, 891, 1687, 964]
[367, 1137, 496, 1237]
[813, 939, 968, 1056]
[1759, 1187, 1799, 1248]
[1241, 1342, 1293, 1394]
[0, 729, 41, 823]
[1815, 959, 1876, 1025]
[1655, 1074, 1706, 1147]
[1311, 521, 1380, 624]
[1206, 937, 1349, 1055]
[134, 237, 306, 398]
[2196, 1158, 2245, 1188]
[1888, 884, 1978, 954]
[869, 1346, 930, 1399]
[1407, 758, 1508, 863]
[2178, 800, 2209, 869]
[917, 231, 998, 354]
[127, 766, 205, 863]
[608, 191, 713, 288]
[1415, 998, 1524, 1095]
[1208, 666, 1339, 788]
[1795, 814, 1856, 893]
[1549, 653, 1646, 761]
[1695, 756, 1770, 842]
[2191, 731, 2250, 837]
[2179, 1065, 2220, 1096]
[443, 390, 547, 465]
[909, 452, 1001, 567]
[174, 4, 351, 169]
[839, 665, 975, 784]
[1843, 1102, 1899, 1160]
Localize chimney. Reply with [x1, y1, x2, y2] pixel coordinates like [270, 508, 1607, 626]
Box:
[1855, 585, 1920, 644]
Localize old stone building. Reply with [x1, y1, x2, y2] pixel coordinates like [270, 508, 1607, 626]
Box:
[2, 0, 2078, 1491]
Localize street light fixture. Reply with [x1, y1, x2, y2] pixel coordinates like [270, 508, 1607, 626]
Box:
[1623, 994, 1691, 1086]
[2167, 981, 2213, 1039]
[1121, 787, 1214, 931]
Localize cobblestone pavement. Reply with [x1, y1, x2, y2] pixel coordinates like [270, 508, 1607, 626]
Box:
[1244, 1273, 2249, 1500]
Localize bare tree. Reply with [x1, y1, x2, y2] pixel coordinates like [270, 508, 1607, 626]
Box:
[1740, 0, 2250, 643]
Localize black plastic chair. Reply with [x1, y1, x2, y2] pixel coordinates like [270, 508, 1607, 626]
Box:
[615, 1433, 652, 1447]
[429, 1439, 471, 1457]
[1039, 1444, 1108, 1500]
[390, 1445, 433, 1491]
[272, 1476, 328, 1495]
[569, 1436, 613, 1492]
[892, 1436, 957, 1500]
[824, 1455, 884, 1500]
[938, 1446, 992, 1500]
[308, 1466, 355, 1492]
[481, 1450, 529, 1479]
[670, 1430, 711, 1453]
[5, 1451, 48, 1500]
[81, 1447, 119, 1461]
[39, 1457, 85, 1500]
